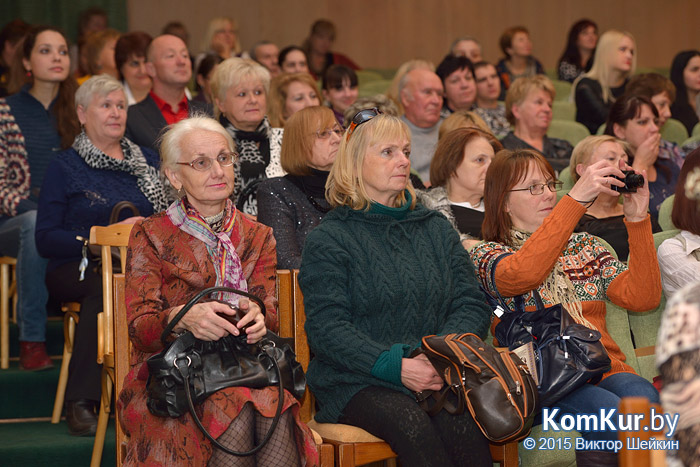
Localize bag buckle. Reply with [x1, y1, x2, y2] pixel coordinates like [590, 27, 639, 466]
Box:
[173, 355, 192, 370]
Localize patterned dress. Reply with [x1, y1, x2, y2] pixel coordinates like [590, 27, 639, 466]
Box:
[470, 195, 662, 379]
[118, 208, 318, 466]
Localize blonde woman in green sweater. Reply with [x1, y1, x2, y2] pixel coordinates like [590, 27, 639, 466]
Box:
[300, 110, 493, 467]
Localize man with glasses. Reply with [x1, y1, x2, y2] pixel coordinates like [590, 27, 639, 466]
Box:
[399, 69, 444, 183]
[126, 34, 210, 151]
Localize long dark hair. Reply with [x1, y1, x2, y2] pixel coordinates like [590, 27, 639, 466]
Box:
[18, 26, 80, 149]
[670, 51, 700, 116]
[558, 19, 597, 71]
[604, 94, 671, 183]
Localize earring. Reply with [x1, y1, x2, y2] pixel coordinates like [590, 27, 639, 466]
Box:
[25, 70, 32, 77]
[177, 186, 185, 197]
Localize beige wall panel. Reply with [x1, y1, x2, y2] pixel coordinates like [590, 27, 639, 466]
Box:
[128, 0, 700, 70]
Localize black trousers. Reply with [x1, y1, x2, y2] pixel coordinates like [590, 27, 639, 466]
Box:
[46, 260, 102, 402]
[339, 386, 492, 467]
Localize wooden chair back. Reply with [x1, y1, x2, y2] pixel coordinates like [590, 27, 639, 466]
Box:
[113, 273, 130, 464]
[89, 223, 133, 467]
[89, 223, 133, 365]
[0, 256, 17, 369]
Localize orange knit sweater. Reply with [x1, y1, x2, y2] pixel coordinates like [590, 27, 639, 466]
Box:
[471, 195, 662, 377]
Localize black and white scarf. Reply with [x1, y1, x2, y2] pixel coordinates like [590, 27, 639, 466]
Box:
[72, 131, 170, 212]
[220, 115, 272, 216]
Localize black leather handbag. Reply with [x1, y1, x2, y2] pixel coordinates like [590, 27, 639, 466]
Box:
[484, 253, 611, 408]
[146, 286, 306, 456]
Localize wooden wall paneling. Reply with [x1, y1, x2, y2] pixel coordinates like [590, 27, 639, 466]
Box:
[127, 0, 700, 71]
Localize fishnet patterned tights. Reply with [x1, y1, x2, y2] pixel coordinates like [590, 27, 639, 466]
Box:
[208, 403, 301, 467]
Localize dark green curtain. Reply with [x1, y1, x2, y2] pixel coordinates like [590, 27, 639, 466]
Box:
[0, 0, 127, 44]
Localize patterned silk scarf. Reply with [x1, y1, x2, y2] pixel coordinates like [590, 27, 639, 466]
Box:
[167, 198, 247, 303]
[509, 228, 596, 330]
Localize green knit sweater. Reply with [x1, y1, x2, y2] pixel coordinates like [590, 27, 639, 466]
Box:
[299, 199, 492, 423]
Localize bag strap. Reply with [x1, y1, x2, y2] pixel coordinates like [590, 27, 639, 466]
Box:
[160, 287, 266, 346]
[175, 344, 285, 456]
[485, 252, 550, 314]
[416, 386, 464, 416]
[483, 252, 525, 314]
[109, 201, 140, 224]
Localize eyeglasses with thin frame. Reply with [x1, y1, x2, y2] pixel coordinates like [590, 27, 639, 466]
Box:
[315, 127, 343, 139]
[509, 180, 563, 195]
[176, 152, 238, 171]
[346, 107, 382, 141]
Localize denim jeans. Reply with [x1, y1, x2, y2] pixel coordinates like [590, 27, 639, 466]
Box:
[0, 211, 48, 342]
[547, 372, 660, 443]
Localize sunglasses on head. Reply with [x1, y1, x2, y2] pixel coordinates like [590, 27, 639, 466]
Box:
[346, 107, 382, 142]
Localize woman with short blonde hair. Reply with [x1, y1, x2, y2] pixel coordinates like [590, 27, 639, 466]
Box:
[570, 135, 660, 260]
[502, 75, 572, 173]
[210, 58, 282, 215]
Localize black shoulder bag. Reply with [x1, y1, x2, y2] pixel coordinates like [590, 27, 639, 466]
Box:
[146, 287, 306, 456]
[483, 253, 611, 408]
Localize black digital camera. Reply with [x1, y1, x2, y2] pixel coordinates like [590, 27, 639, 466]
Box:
[611, 170, 644, 194]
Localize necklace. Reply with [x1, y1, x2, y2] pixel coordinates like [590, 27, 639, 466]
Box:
[204, 209, 226, 232]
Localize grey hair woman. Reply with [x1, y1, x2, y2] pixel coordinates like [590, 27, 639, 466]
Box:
[35, 74, 168, 436]
[119, 115, 319, 465]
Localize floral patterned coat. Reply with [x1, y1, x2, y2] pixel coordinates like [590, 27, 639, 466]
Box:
[117, 208, 318, 466]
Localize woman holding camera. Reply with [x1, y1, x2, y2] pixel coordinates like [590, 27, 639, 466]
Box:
[604, 94, 680, 217]
[570, 135, 661, 260]
[470, 147, 661, 466]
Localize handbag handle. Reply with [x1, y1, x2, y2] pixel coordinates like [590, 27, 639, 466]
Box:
[161, 287, 267, 346]
[175, 341, 285, 456]
[109, 200, 140, 224]
[485, 252, 549, 314]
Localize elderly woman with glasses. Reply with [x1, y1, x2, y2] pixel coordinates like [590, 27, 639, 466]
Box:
[300, 109, 493, 467]
[118, 115, 318, 466]
[35, 74, 169, 436]
[258, 106, 339, 269]
[470, 148, 661, 466]
[211, 57, 284, 215]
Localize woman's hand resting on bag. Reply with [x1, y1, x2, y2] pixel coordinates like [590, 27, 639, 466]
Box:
[236, 297, 267, 344]
[401, 353, 444, 392]
[168, 298, 266, 343]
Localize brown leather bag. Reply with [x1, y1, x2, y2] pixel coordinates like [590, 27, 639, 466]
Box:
[418, 333, 538, 443]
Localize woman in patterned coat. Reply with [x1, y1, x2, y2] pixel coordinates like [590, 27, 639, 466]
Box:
[470, 148, 660, 466]
[118, 116, 318, 466]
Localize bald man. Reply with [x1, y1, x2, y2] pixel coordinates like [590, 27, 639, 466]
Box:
[399, 69, 444, 182]
[126, 34, 210, 150]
